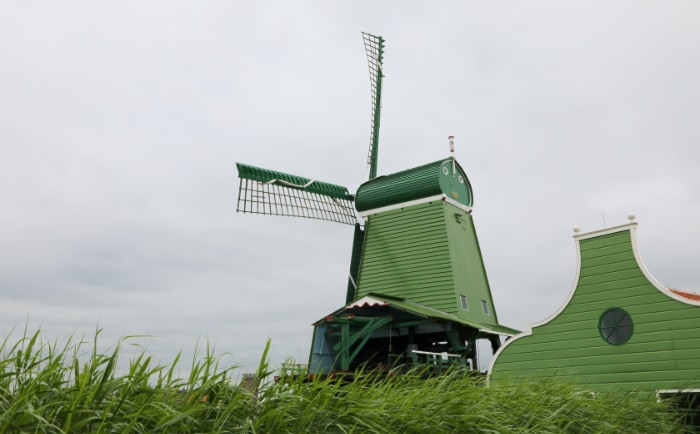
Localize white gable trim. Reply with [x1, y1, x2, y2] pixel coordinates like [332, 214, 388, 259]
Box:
[573, 222, 637, 241]
[630, 225, 700, 306]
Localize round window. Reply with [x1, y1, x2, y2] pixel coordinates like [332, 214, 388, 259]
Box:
[598, 308, 633, 345]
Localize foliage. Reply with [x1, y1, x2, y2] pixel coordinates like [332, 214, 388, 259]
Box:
[0, 328, 687, 433]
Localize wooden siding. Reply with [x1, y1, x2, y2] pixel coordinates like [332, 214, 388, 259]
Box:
[445, 208, 500, 325]
[356, 201, 455, 312]
[489, 226, 700, 395]
[355, 200, 500, 326]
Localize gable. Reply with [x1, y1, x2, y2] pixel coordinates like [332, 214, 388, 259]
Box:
[489, 221, 700, 395]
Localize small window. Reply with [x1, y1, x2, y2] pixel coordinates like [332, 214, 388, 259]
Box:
[481, 300, 489, 315]
[598, 307, 633, 345]
[460, 295, 469, 310]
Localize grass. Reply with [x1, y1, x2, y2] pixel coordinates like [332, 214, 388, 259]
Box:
[0, 328, 687, 433]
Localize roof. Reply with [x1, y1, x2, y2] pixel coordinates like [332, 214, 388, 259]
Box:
[236, 162, 354, 201]
[321, 293, 520, 336]
[670, 288, 700, 301]
[355, 158, 473, 212]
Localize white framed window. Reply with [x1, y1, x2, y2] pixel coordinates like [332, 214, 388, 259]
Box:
[481, 300, 489, 315]
[460, 295, 469, 310]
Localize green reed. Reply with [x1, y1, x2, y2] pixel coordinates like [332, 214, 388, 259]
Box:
[0, 328, 686, 433]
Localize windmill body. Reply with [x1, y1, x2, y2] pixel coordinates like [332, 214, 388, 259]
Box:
[236, 33, 517, 376]
[309, 158, 518, 374]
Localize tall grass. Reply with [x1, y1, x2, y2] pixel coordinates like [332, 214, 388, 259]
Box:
[0, 328, 686, 433]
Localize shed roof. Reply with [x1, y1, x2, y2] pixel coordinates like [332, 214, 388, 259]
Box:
[318, 293, 519, 336]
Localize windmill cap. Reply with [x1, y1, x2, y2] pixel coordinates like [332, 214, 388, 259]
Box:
[355, 158, 473, 213]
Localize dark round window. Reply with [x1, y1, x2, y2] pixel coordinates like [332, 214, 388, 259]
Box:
[599, 308, 633, 345]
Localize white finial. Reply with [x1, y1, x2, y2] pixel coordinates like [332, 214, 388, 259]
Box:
[627, 214, 636, 222]
[448, 135, 456, 176]
[573, 226, 581, 234]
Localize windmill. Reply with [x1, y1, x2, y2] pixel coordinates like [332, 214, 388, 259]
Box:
[236, 33, 518, 375]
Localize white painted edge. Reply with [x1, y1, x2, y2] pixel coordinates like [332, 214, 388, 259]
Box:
[630, 225, 700, 306]
[657, 388, 700, 394]
[656, 389, 700, 403]
[357, 194, 473, 217]
[486, 220, 700, 378]
[573, 222, 637, 241]
[345, 295, 387, 309]
[442, 196, 473, 213]
[485, 228, 583, 378]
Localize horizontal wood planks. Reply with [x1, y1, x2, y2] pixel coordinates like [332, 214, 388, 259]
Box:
[355, 201, 501, 328]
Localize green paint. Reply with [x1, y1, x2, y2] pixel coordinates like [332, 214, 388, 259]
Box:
[356, 200, 499, 327]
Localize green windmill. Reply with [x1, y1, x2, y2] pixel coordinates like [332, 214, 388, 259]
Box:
[236, 33, 518, 375]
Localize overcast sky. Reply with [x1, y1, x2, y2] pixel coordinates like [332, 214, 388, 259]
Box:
[2, 1, 699, 375]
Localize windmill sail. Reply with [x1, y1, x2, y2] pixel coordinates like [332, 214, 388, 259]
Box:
[362, 32, 385, 180]
[236, 33, 384, 226]
[236, 163, 356, 225]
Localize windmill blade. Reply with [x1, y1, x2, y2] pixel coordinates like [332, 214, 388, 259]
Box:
[236, 162, 356, 225]
[362, 32, 385, 180]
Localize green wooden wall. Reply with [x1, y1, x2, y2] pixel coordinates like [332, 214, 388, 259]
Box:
[355, 200, 500, 327]
[489, 224, 700, 395]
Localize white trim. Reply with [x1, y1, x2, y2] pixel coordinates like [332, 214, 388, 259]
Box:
[656, 389, 700, 403]
[348, 273, 358, 290]
[411, 349, 461, 358]
[357, 195, 443, 217]
[345, 295, 387, 309]
[442, 195, 473, 213]
[573, 222, 637, 241]
[657, 388, 700, 394]
[630, 225, 700, 306]
[264, 178, 316, 189]
[358, 194, 472, 217]
[486, 232, 583, 376]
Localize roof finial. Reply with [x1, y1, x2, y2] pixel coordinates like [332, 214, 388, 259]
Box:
[448, 135, 455, 176]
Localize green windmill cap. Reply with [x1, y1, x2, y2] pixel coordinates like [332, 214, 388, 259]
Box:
[355, 157, 473, 214]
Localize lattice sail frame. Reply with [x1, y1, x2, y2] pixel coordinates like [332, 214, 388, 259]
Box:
[362, 32, 385, 180]
[236, 163, 356, 225]
[235, 33, 386, 225]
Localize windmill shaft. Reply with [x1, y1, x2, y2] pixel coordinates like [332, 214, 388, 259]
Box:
[369, 68, 382, 179]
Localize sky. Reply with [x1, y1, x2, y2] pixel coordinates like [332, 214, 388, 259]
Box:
[1, 1, 699, 376]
